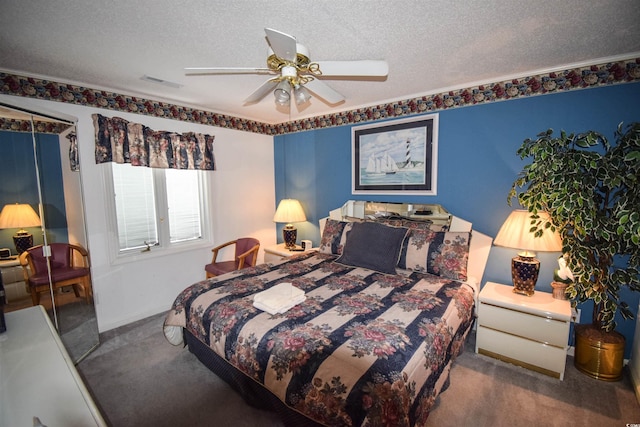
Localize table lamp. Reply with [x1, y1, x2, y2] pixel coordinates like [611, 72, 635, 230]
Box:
[273, 199, 306, 249]
[493, 210, 562, 296]
[0, 203, 42, 254]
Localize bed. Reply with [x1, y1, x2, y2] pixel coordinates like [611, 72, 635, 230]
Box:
[164, 201, 492, 426]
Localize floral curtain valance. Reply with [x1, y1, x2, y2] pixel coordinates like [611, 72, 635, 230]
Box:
[92, 114, 215, 170]
[67, 132, 79, 172]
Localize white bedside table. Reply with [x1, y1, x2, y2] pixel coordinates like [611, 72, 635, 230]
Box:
[0, 258, 29, 303]
[475, 281, 571, 380]
[264, 243, 310, 263]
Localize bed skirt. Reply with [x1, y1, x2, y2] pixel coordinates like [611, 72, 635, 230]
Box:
[185, 329, 324, 427]
[184, 325, 468, 427]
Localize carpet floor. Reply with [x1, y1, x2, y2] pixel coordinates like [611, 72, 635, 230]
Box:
[77, 312, 640, 427]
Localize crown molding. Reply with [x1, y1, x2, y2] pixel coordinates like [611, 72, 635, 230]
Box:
[2, 56, 639, 135]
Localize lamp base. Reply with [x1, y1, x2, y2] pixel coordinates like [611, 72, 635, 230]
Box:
[282, 225, 297, 249]
[511, 254, 540, 296]
[13, 232, 33, 255]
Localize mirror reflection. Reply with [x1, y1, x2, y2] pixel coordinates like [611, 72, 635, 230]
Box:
[0, 104, 99, 362]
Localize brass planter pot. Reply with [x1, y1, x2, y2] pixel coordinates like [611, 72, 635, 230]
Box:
[574, 323, 625, 381]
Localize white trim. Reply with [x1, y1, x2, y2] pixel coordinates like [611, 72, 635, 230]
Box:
[0, 96, 78, 124]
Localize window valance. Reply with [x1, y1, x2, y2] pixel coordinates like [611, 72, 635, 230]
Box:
[92, 114, 215, 170]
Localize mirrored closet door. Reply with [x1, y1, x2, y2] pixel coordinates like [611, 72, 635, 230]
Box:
[0, 102, 99, 362]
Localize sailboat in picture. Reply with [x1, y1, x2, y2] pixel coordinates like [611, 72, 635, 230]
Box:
[366, 151, 398, 175]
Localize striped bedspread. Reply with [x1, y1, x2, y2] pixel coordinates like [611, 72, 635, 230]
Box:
[164, 251, 475, 426]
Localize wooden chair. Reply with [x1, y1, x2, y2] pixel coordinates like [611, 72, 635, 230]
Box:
[205, 237, 260, 278]
[19, 243, 92, 306]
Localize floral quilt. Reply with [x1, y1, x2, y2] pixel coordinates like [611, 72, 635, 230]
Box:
[164, 251, 475, 426]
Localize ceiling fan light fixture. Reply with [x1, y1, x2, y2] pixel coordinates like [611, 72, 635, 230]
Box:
[186, 28, 387, 111]
[273, 80, 291, 106]
[294, 85, 312, 105]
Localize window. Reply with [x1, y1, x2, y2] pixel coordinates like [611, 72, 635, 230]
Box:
[111, 163, 207, 254]
[165, 168, 202, 243]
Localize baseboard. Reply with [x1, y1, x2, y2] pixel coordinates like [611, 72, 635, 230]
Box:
[631, 360, 640, 405]
[99, 305, 168, 333]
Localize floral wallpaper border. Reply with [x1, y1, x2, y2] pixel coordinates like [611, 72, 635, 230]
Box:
[2, 57, 639, 136]
[0, 117, 72, 134]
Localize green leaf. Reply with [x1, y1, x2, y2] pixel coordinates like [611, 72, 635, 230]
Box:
[511, 122, 640, 331]
[625, 151, 640, 162]
[619, 213, 629, 225]
[576, 138, 591, 148]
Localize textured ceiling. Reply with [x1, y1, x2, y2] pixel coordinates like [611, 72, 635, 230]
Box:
[1, 0, 639, 124]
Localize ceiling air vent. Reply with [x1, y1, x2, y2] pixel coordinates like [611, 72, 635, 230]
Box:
[140, 75, 182, 89]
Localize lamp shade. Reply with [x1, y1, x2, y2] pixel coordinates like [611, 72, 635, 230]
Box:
[273, 199, 306, 249]
[494, 210, 562, 296]
[0, 203, 42, 254]
[493, 210, 562, 255]
[0, 203, 41, 230]
[273, 199, 307, 224]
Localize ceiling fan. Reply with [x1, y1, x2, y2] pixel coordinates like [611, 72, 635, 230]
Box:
[185, 28, 389, 108]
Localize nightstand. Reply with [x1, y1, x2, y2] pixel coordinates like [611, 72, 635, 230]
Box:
[475, 281, 571, 380]
[264, 243, 309, 263]
[0, 257, 29, 303]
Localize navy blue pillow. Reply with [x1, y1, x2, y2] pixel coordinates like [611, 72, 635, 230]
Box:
[336, 221, 408, 274]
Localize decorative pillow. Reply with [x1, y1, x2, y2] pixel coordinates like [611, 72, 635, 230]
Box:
[335, 221, 409, 274]
[398, 231, 471, 280]
[319, 219, 354, 255]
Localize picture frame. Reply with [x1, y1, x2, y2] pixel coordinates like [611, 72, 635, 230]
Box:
[352, 114, 438, 195]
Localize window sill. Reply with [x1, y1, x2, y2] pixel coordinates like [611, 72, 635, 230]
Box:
[109, 238, 213, 266]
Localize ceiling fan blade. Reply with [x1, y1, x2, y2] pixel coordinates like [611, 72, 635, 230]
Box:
[264, 28, 298, 62]
[304, 79, 345, 104]
[314, 60, 389, 77]
[185, 67, 273, 75]
[244, 79, 279, 104]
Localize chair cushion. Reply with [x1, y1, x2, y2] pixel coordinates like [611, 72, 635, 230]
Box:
[205, 260, 240, 277]
[28, 267, 90, 286]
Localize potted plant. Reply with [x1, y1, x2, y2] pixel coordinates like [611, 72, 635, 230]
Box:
[508, 122, 640, 381]
[550, 255, 573, 300]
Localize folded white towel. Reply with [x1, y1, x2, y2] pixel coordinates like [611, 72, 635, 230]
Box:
[253, 294, 306, 315]
[254, 282, 305, 305]
[253, 282, 306, 314]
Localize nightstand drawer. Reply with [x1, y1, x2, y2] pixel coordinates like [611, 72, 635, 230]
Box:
[1, 264, 23, 284]
[479, 303, 569, 348]
[477, 326, 567, 379]
[264, 252, 284, 263]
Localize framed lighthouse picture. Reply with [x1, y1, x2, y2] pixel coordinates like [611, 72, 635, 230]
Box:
[352, 114, 438, 195]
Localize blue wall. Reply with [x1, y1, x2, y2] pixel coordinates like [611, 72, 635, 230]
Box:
[275, 82, 640, 357]
[0, 131, 68, 253]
